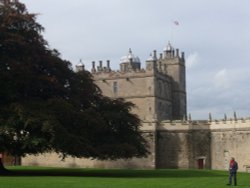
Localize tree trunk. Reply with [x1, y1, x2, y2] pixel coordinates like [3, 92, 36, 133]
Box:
[0, 158, 9, 174]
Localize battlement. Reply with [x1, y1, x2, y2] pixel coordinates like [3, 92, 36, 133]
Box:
[161, 41, 185, 60]
[154, 117, 250, 131]
[92, 63, 174, 82]
[209, 118, 250, 130]
[76, 42, 185, 77]
[94, 71, 147, 82]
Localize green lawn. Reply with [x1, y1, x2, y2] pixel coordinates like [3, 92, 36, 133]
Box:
[0, 166, 249, 188]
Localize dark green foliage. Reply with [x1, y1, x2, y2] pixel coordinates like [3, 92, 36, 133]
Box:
[0, 0, 149, 167]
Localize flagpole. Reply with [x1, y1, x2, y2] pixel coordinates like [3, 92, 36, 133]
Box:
[170, 21, 173, 44]
[171, 20, 179, 46]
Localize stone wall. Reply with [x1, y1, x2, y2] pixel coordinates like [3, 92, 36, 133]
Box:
[210, 119, 250, 172]
[22, 129, 156, 169]
[94, 71, 157, 121]
[156, 119, 250, 171]
[22, 119, 250, 171]
[156, 130, 190, 168]
[156, 121, 211, 169]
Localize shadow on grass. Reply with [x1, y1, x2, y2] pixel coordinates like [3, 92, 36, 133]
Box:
[1, 167, 228, 178]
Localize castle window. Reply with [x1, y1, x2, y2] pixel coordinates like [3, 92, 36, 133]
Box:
[113, 81, 118, 93]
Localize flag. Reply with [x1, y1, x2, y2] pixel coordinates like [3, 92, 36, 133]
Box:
[173, 21, 179, 25]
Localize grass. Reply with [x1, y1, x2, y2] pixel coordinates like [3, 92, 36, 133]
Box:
[0, 166, 249, 188]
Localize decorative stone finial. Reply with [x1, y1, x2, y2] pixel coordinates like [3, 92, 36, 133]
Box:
[209, 113, 212, 122]
[234, 111, 237, 121]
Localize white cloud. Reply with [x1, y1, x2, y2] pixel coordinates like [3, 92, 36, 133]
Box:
[213, 69, 230, 89]
[186, 52, 200, 69]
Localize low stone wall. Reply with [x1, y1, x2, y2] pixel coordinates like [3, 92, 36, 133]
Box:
[22, 152, 155, 169]
[22, 131, 156, 169]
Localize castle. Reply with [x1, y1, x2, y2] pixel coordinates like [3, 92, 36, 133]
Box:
[85, 42, 187, 122]
[21, 42, 250, 172]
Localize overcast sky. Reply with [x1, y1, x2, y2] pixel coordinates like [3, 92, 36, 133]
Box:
[21, 0, 250, 120]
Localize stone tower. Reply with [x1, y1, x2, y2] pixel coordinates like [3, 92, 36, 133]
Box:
[158, 42, 186, 120]
[90, 42, 186, 121]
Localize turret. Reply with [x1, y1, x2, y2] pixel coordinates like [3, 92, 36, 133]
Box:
[75, 59, 85, 72]
[120, 48, 141, 72]
[163, 41, 175, 58]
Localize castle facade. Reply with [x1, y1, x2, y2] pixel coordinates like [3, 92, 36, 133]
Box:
[88, 43, 186, 122]
[22, 43, 250, 172]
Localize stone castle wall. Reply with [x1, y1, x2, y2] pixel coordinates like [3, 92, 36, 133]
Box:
[156, 121, 211, 169]
[22, 130, 156, 169]
[22, 118, 250, 171]
[210, 119, 250, 171]
[94, 70, 158, 121]
[156, 125, 211, 169]
[155, 118, 250, 171]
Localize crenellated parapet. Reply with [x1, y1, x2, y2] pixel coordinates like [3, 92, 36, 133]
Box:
[157, 120, 210, 131]
[93, 67, 149, 80]
[91, 59, 173, 83]
[155, 117, 250, 131]
[79, 42, 185, 78]
[162, 41, 185, 59]
[209, 118, 250, 131]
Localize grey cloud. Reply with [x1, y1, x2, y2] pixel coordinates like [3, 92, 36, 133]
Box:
[21, 0, 250, 119]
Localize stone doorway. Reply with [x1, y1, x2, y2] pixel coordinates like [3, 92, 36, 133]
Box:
[197, 159, 204, 169]
[196, 156, 206, 169]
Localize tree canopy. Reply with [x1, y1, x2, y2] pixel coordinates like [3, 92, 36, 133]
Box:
[0, 0, 149, 169]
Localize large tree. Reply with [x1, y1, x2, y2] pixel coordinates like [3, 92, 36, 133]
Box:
[0, 0, 148, 173]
